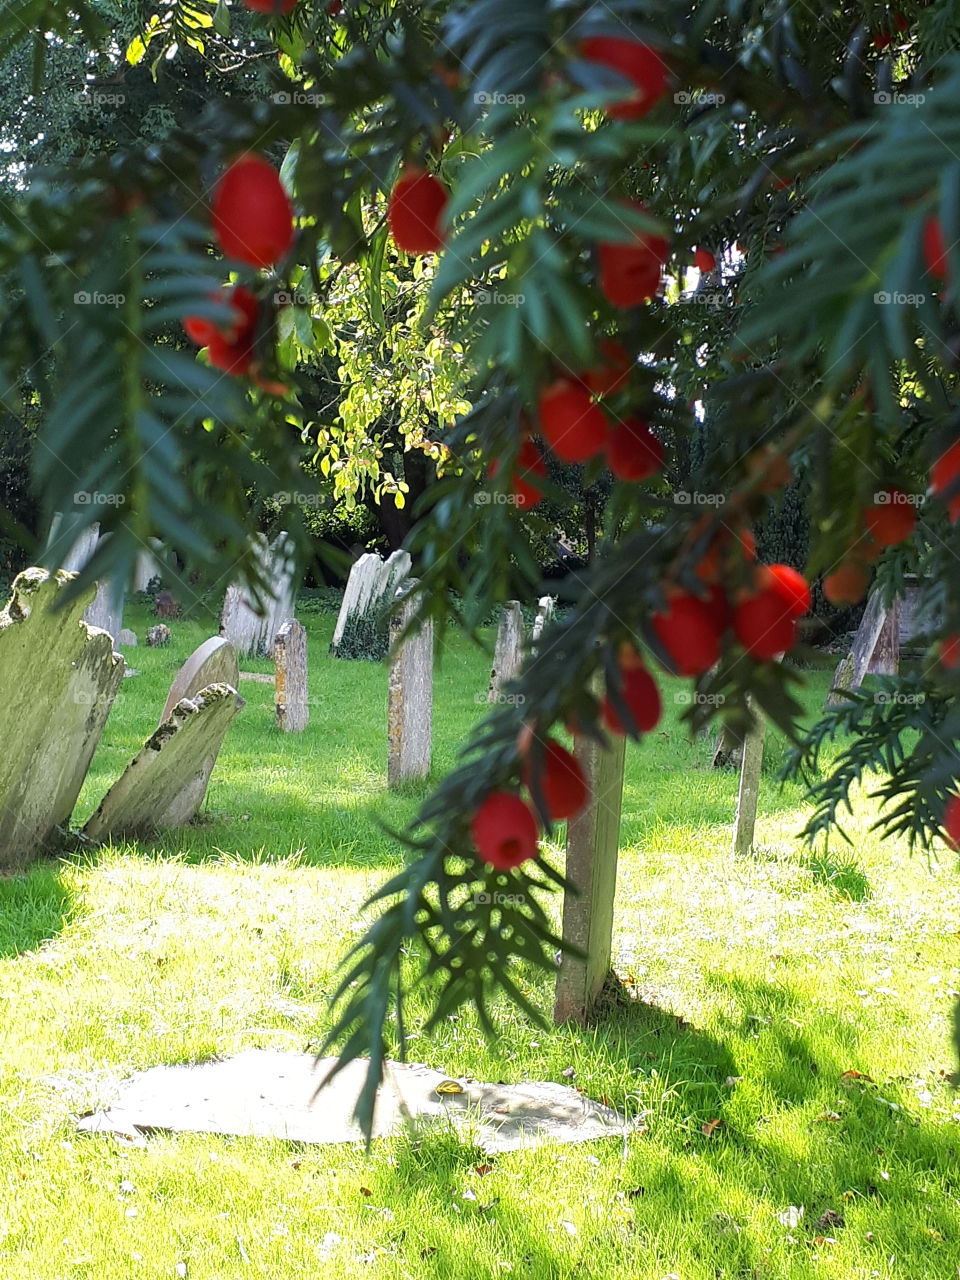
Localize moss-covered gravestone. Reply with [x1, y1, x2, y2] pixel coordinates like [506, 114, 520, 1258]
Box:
[0, 568, 124, 866]
[330, 550, 412, 660]
[160, 637, 240, 724]
[83, 684, 238, 842]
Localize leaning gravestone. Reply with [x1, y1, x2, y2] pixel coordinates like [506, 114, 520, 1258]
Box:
[83, 684, 238, 841]
[330, 549, 412, 660]
[274, 620, 309, 732]
[46, 513, 100, 573]
[160, 637, 240, 724]
[488, 601, 524, 703]
[220, 532, 297, 659]
[0, 568, 125, 867]
[387, 581, 433, 786]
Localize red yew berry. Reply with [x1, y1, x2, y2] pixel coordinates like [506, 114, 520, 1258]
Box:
[605, 418, 663, 481]
[931, 440, 960, 522]
[489, 439, 548, 509]
[924, 217, 949, 280]
[582, 339, 631, 396]
[823, 562, 869, 605]
[184, 285, 258, 377]
[388, 166, 449, 254]
[212, 153, 294, 269]
[579, 36, 670, 120]
[732, 584, 796, 660]
[651, 591, 722, 676]
[694, 247, 716, 273]
[243, 0, 297, 12]
[943, 793, 960, 850]
[863, 489, 917, 547]
[537, 379, 610, 463]
[602, 663, 662, 736]
[523, 738, 590, 822]
[703, 582, 731, 632]
[598, 203, 669, 308]
[940, 636, 960, 670]
[763, 564, 812, 619]
[471, 791, 539, 870]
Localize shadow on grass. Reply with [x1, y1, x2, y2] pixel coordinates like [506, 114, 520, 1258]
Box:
[0, 863, 72, 958]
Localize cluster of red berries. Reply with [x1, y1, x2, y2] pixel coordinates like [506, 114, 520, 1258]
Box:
[182, 152, 294, 381]
[470, 734, 590, 870]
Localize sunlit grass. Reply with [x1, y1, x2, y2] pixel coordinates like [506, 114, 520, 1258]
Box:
[1, 600, 959, 1278]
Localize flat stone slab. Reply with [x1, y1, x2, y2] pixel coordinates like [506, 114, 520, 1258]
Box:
[76, 1051, 634, 1153]
[83, 683, 238, 841]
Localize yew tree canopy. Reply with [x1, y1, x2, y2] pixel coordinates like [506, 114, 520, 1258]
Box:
[3, 0, 960, 1130]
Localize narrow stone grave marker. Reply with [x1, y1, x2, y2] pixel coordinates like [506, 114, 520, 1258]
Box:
[732, 698, 766, 858]
[554, 731, 627, 1024]
[0, 568, 124, 867]
[531, 596, 555, 650]
[160, 637, 240, 724]
[83, 684, 238, 841]
[827, 588, 896, 706]
[118, 628, 137, 647]
[488, 601, 524, 703]
[387, 582, 432, 785]
[274, 620, 309, 733]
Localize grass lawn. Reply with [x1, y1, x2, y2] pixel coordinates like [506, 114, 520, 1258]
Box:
[2, 599, 960, 1279]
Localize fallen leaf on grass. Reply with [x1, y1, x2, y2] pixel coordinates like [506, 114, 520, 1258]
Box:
[702, 1119, 724, 1137]
[841, 1070, 874, 1082]
[814, 1111, 842, 1123]
[472, 1164, 494, 1177]
[816, 1210, 844, 1231]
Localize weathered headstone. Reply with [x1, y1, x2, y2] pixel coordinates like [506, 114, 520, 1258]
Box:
[733, 699, 766, 858]
[488, 601, 524, 703]
[868, 597, 900, 676]
[85, 578, 124, 644]
[118, 628, 137, 647]
[220, 532, 298, 658]
[554, 731, 627, 1024]
[160, 637, 240, 724]
[827, 588, 893, 706]
[154, 590, 181, 619]
[46, 514, 99, 573]
[0, 568, 124, 866]
[133, 539, 166, 593]
[146, 624, 170, 647]
[531, 595, 555, 649]
[83, 684, 238, 841]
[330, 549, 412, 660]
[387, 582, 432, 785]
[274, 620, 309, 733]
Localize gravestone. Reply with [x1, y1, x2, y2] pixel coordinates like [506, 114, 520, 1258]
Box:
[554, 730, 627, 1024]
[133, 539, 166, 592]
[0, 568, 124, 867]
[160, 637, 240, 723]
[46, 517, 125, 642]
[220, 532, 298, 659]
[85, 578, 124, 644]
[733, 699, 766, 857]
[118, 628, 137, 647]
[330, 550, 412, 659]
[83, 684, 238, 841]
[488, 601, 524, 702]
[387, 581, 433, 785]
[46, 514, 99, 573]
[154, 590, 181, 619]
[274, 620, 309, 733]
[827, 589, 895, 706]
[531, 595, 555, 650]
[869, 598, 900, 676]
